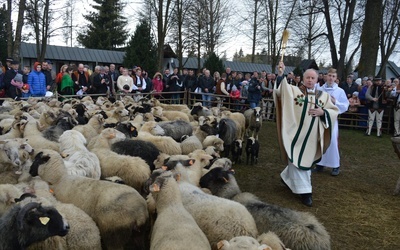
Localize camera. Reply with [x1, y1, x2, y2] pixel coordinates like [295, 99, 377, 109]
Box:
[123, 84, 130, 90]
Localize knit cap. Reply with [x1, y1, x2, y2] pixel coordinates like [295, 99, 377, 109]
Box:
[14, 73, 23, 83]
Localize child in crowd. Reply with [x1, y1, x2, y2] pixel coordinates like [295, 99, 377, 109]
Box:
[229, 85, 241, 110]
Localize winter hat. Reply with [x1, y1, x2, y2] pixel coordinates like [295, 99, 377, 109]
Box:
[33, 62, 41, 71]
[355, 78, 362, 86]
[14, 73, 23, 83]
[362, 77, 369, 81]
[352, 91, 359, 97]
[232, 85, 238, 91]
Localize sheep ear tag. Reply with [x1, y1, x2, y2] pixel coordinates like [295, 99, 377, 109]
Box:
[39, 217, 50, 225]
[130, 127, 136, 132]
[161, 166, 168, 171]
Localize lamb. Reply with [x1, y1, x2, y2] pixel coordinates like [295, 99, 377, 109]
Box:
[104, 106, 130, 123]
[89, 128, 151, 191]
[217, 233, 288, 250]
[72, 114, 105, 144]
[156, 162, 258, 248]
[159, 120, 193, 142]
[136, 121, 182, 155]
[231, 139, 243, 164]
[0, 184, 23, 215]
[216, 236, 270, 250]
[200, 167, 331, 250]
[21, 113, 60, 152]
[59, 130, 101, 179]
[111, 139, 160, 171]
[246, 137, 259, 165]
[202, 135, 224, 153]
[37, 110, 58, 131]
[180, 135, 203, 155]
[148, 171, 211, 250]
[244, 107, 263, 140]
[29, 150, 149, 250]
[0, 202, 69, 250]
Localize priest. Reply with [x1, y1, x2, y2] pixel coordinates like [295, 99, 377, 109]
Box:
[273, 61, 339, 206]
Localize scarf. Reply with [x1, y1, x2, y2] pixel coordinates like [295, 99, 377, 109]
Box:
[11, 79, 23, 89]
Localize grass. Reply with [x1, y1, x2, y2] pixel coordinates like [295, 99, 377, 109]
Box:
[234, 122, 400, 249]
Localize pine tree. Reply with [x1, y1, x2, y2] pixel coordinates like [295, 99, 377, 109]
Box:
[77, 0, 127, 50]
[203, 52, 224, 75]
[0, 4, 8, 64]
[123, 20, 157, 75]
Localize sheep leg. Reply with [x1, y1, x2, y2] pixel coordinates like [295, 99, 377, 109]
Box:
[224, 144, 231, 158]
[394, 176, 400, 195]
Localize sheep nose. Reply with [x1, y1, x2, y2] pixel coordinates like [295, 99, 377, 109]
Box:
[30, 149, 35, 155]
[14, 159, 21, 166]
[65, 223, 70, 231]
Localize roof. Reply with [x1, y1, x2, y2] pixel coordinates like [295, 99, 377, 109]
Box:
[299, 59, 319, 71]
[20, 42, 125, 64]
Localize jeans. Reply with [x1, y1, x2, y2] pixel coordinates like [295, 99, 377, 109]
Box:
[250, 102, 258, 109]
[202, 94, 212, 107]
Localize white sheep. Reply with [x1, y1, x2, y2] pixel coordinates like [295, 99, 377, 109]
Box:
[72, 114, 105, 144]
[59, 130, 101, 179]
[136, 121, 182, 155]
[217, 236, 270, 250]
[169, 164, 259, 248]
[89, 128, 151, 191]
[152, 106, 191, 122]
[0, 184, 23, 215]
[0, 119, 27, 140]
[244, 107, 262, 140]
[21, 113, 60, 152]
[200, 167, 331, 250]
[180, 135, 203, 155]
[29, 149, 149, 250]
[203, 135, 224, 153]
[149, 171, 211, 250]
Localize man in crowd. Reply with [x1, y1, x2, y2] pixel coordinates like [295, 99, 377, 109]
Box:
[41, 60, 53, 92]
[72, 63, 90, 95]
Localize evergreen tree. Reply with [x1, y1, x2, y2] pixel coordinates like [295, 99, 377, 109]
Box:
[0, 4, 8, 64]
[123, 20, 157, 75]
[77, 0, 127, 50]
[203, 52, 224, 75]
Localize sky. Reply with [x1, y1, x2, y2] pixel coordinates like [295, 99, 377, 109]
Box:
[20, 0, 400, 66]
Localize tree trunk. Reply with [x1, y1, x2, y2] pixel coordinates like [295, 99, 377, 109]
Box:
[251, 0, 259, 63]
[322, 0, 338, 68]
[6, 0, 12, 57]
[12, 0, 26, 59]
[358, 0, 382, 78]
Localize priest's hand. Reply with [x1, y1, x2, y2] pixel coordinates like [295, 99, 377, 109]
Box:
[278, 62, 285, 76]
[309, 107, 324, 117]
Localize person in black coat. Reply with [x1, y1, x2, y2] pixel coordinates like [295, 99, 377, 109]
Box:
[3, 61, 23, 99]
[92, 66, 110, 95]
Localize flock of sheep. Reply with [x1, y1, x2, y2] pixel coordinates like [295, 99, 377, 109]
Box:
[0, 95, 331, 250]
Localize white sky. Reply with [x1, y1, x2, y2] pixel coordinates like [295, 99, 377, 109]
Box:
[20, 0, 399, 66]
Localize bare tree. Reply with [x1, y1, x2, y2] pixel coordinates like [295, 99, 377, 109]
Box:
[25, 0, 69, 61]
[168, 0, 194, 71]
[145, 0, 174, 71]
[201, 0, 230, 56]
[6, 0, 26, 59]
[62, 0, 77, 47]
[377, 0, 400, 78]
[321, 0, 360, 78]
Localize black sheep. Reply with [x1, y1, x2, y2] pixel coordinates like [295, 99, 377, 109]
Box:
[218, 118, 237, 158]
[111, 139, 160, 170]
[42, 111, 78, 142]
[72, 103, 88, 125]
[246, 137, 259, 165]
[231, 139, 243, 164]
[0, 202, 69, 250]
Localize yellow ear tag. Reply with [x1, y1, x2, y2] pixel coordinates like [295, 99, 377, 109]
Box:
[39, 217, 50, 225]
[130, 127, 136, 131]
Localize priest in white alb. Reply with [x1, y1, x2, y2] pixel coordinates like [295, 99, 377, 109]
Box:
[273, 62, 339, 206]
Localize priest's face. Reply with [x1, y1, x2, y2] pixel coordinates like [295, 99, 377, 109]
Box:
[303, 69, 318, 89]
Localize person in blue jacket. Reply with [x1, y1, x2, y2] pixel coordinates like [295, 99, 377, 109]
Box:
[28, 62, 47, 97]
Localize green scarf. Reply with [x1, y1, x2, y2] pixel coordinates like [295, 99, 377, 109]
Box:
[61, 74, 74, 91]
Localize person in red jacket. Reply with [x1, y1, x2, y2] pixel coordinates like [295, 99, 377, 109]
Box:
[230, 85, 241, 110]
